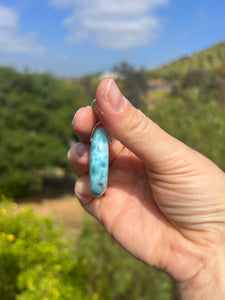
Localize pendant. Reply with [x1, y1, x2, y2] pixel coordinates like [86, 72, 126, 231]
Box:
[90, 125, 109, 196]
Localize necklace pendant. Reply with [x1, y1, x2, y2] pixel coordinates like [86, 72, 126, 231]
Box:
[90, 126, 109, 196]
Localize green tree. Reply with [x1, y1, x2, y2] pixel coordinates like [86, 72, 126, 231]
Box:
[113, 62, 149, 108]
[149, 88, 225, 171]
[0, 67, 88, 197]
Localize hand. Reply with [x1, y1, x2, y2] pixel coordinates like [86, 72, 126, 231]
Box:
[68, 79, 225, 299]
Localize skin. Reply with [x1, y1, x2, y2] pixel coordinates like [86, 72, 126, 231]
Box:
[68, 79, 225, 299]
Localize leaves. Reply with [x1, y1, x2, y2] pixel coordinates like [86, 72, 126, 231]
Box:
[0, 199, 89, 300]
[113, 62, 149, 108]
[0, 198, 178, 300]
[0, 67, 88, 196]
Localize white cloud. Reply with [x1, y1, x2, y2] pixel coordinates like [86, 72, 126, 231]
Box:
[0, 5, 46, 53]
[50, 0, 168, 49]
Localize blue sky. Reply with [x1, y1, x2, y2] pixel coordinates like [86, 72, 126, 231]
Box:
[0, 0, 224, 77]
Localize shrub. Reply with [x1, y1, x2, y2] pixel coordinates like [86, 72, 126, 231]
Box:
[0, 196, 90, 300]
[149, 93, 225, 171]
[0, 67, 88, 197]
[174, 70, 225, 106]
[0, 194, 178, 300]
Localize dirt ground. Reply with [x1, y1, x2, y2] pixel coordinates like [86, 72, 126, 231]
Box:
[18, 195, 87, 236]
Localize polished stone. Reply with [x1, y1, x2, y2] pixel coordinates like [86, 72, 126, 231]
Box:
[90, 127, 109, 196]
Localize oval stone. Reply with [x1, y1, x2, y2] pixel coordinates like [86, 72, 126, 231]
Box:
[90, 127, 109, 196]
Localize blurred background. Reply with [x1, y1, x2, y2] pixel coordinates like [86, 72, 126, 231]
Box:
[0, 0, 224, 299]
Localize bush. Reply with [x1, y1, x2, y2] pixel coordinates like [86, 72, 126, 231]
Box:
[113, 62, 149, 109]
[0, 195, 90, 300]
[0, 67, 88, 197]
[149, 92, 225, 171]
[174, 70, 225, 106]
[0, 194, 178, 300]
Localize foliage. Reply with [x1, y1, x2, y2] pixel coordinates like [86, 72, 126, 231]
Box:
[0, 67, 88, 197]
[173, 70, 225, 106]
[0, 196, 90, 300]
[149, 84, 225, 171]
[0, 196, 178, 300]
[78, 74, 101, 100]
[0, 63, 149, 197]
[113, 62, 149, 108]
[149, 41, 225, 80]
[77, 62, 150, 109]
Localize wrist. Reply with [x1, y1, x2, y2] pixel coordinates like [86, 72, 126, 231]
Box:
[177, 246, 225, 299]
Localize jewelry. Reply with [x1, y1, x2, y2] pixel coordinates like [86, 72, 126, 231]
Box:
[89, 99, 111, 196]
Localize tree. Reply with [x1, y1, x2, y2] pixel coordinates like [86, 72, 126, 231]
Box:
[113, 62, 149, 108]
[0, 67, 88, 197]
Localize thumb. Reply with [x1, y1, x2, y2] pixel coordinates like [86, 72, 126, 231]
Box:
[96, 79, 190, 171]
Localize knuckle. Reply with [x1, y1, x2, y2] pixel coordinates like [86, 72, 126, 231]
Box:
[126, 108, 150, 139]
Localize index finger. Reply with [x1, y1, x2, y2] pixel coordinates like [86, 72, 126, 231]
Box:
[73, 106, 97, 142]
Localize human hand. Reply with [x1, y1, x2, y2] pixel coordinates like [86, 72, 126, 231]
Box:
[68, 79, 225, 299]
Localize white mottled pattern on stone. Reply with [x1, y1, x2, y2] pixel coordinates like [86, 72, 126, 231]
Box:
[90, 127, 109, 196]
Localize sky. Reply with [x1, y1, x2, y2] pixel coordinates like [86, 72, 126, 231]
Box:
[0, 0, 224, 77]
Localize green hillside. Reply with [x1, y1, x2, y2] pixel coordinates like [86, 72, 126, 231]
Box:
[146, 42, 225, 172]
[149, 41, 225, 80]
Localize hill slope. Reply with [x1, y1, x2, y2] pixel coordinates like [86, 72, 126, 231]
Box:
[149, 41, 225, 79]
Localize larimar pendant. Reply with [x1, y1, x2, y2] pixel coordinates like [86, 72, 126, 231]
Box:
[90, 126, 109, 196]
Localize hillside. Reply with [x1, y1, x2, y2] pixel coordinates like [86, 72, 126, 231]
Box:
[149, 41, 225, 80]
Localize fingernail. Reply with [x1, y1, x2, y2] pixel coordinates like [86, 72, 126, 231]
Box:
[75, 180, 82, 198]
[106, 80, 125, 112]
[72, 117, 75, 129]
[76, 143, 87, 157]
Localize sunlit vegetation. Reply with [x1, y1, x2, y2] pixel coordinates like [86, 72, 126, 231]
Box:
[149, 41, 225, 80]
[0, 196, 178, 300]
[148, 69, 225, 171]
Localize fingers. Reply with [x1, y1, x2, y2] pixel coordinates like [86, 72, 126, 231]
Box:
[67, 143, 90, 176]
[75, 175, 104, 222]
[95, 79, 193, 172]
[69, 102, 126, 178]
[75, 175, 93, 209]
[73, 106, 97, 142]
[68, 139, 125, 177]
[72, 106, 125, 159]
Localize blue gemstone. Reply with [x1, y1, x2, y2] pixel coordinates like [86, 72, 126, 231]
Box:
[90, 127, 109, 196]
